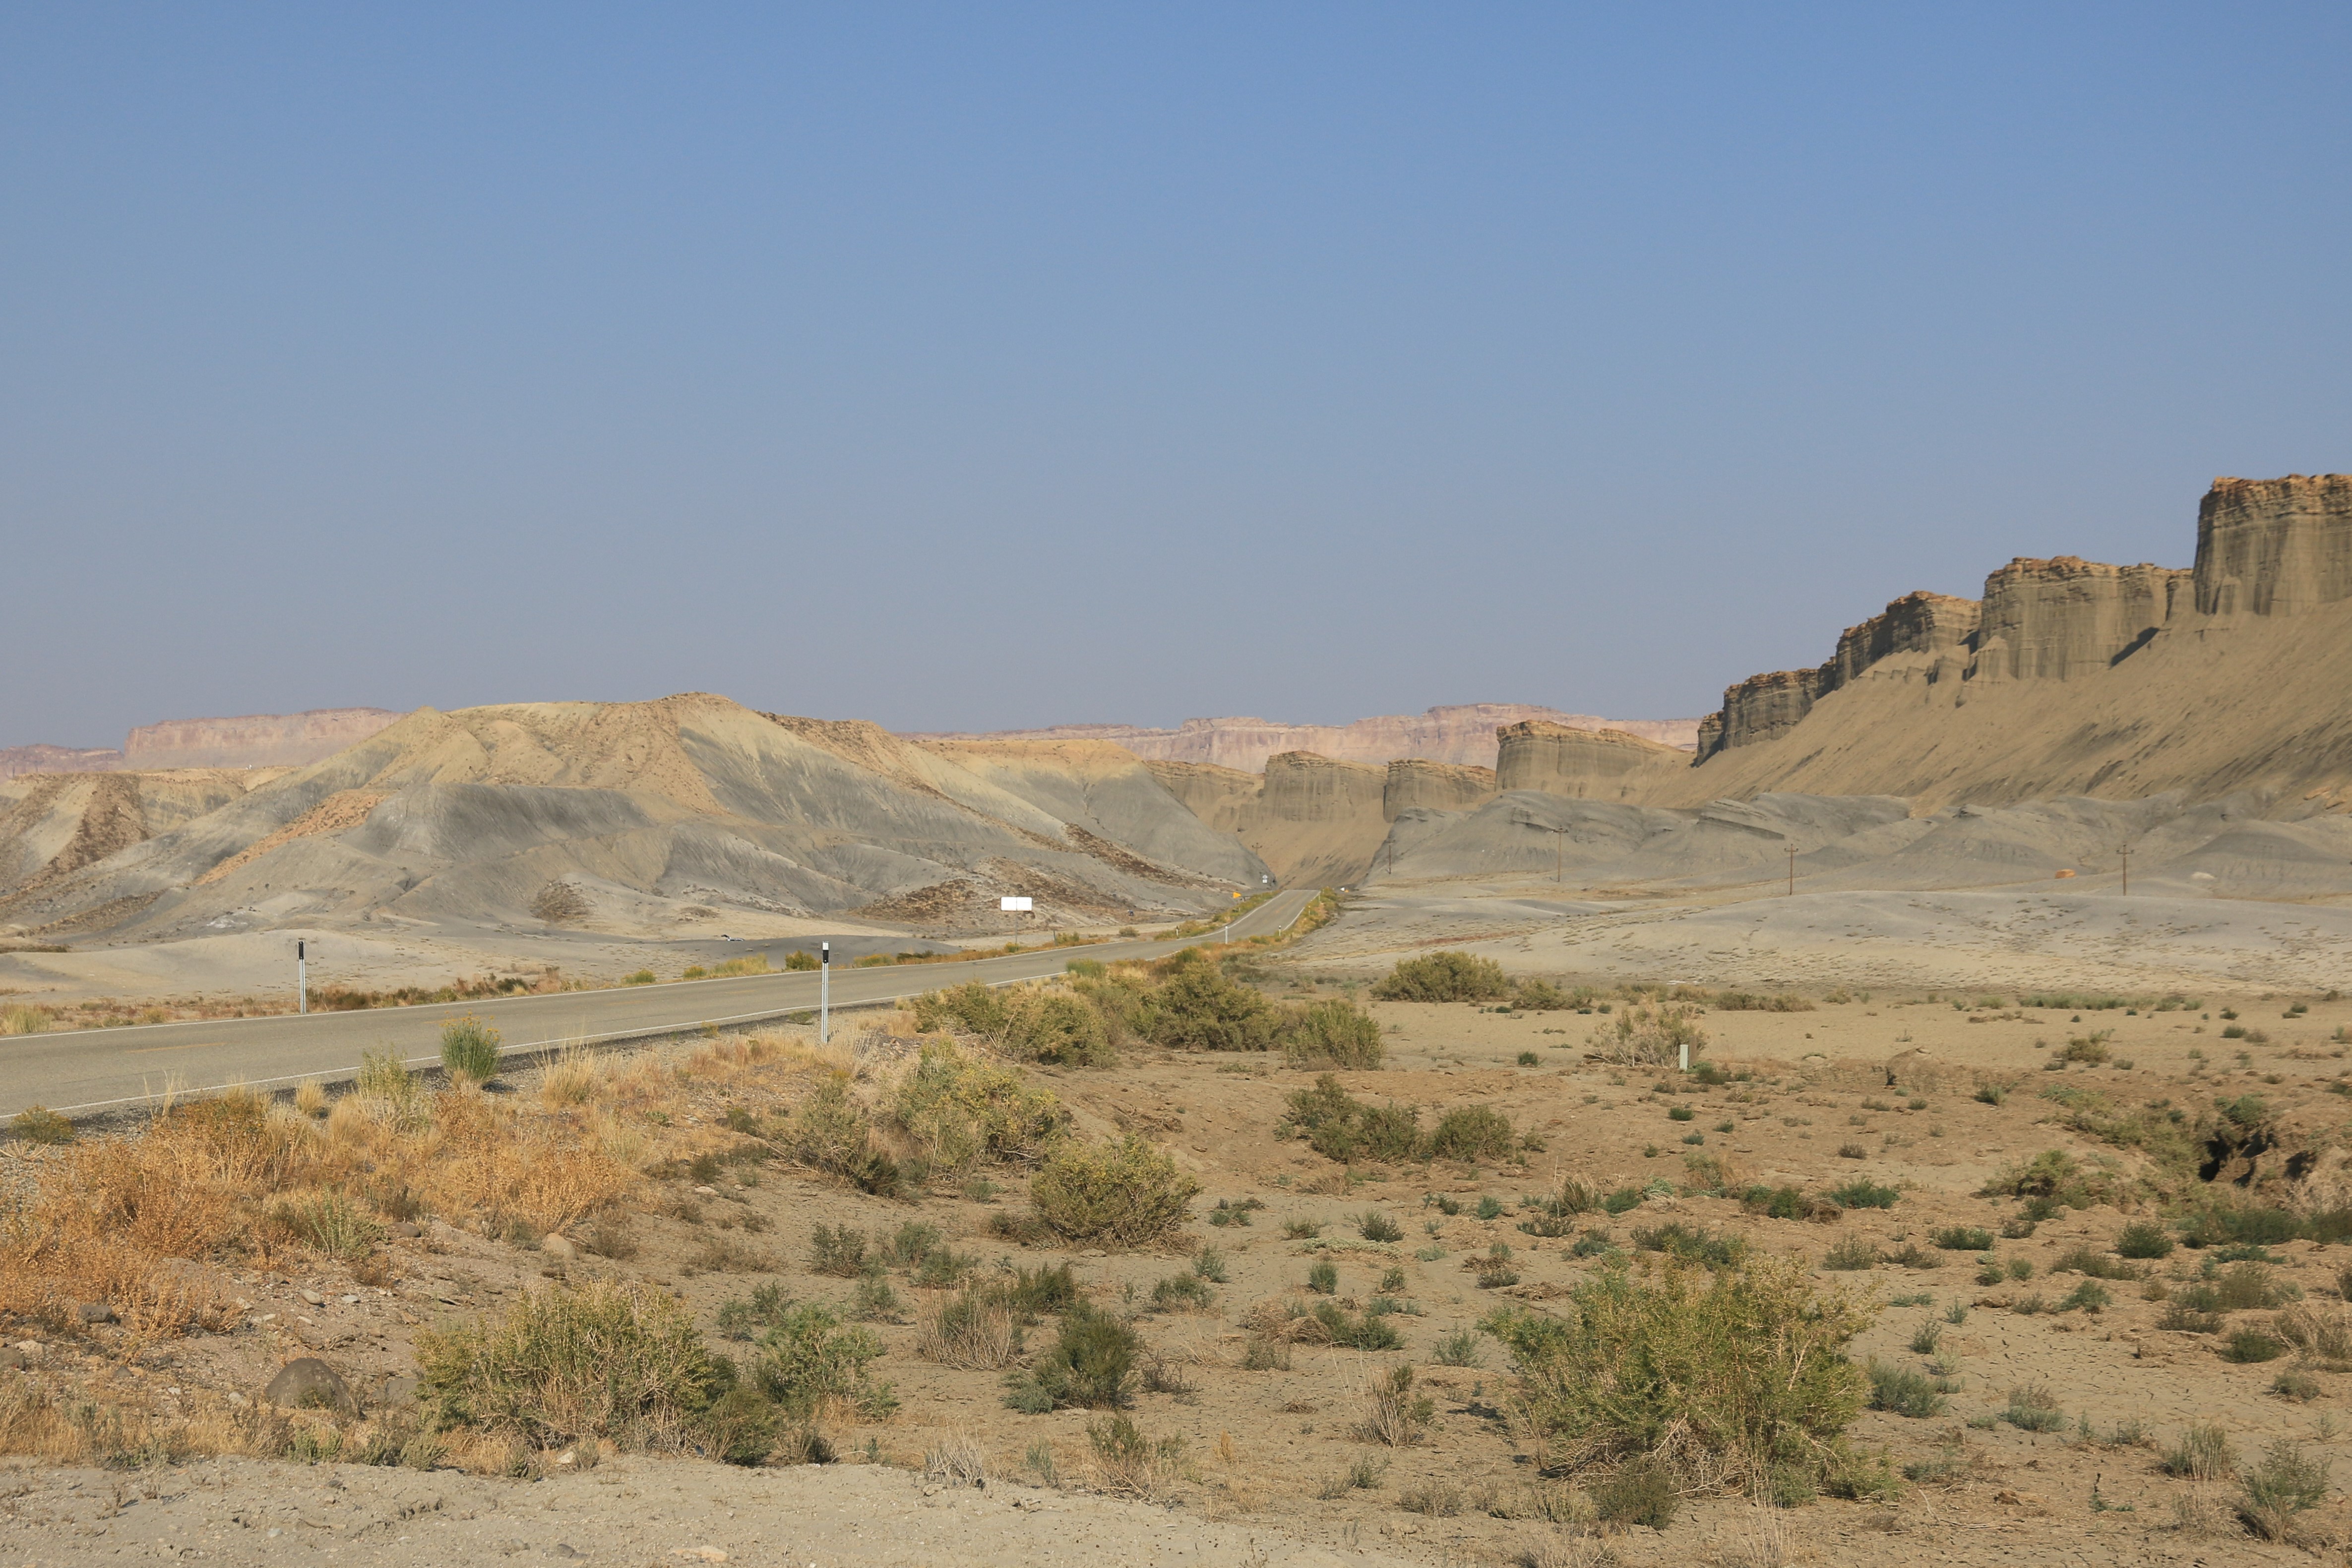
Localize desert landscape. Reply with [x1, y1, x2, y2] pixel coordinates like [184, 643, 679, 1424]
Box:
[3, 474, 2352, 1564]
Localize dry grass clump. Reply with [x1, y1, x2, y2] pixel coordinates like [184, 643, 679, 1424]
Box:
[916, 1290, 1020, 1370]
[0, 1003, 55, 1036]
[1356, 1364, 1434, 1447]
[1592, 1004, 1708, 1067]
[1087, 1413, 1186, 1499]
[0, 1376, 294, 1467]
[416, 1278, 719, 1449]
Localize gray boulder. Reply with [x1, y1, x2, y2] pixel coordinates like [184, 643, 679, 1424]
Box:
[264, 1357, 362, 1417]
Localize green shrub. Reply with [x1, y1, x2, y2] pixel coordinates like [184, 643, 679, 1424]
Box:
[1866, 1361, 1946, 1418]
[1371, 951, 1510, 1003]
[889, 1041, 1069, 1170]
[1308, 1260, 1339, 1294]
[2001, 1382, 2066, 1432]
[1002, 989, 1116, 1066]
[1424, 1104, 1517, 1162]
[2222, 1328, 2286, 1363]
[792, 1079, 900, 1194]
[1931, 1226, 1993, 1252]
[1027, 1136, 1199, 1247]
[1356, 1209, 1403, 1242]
[2055, 1280, 2111, 1314]
[1630, 1222, 1745, 1268]
[1307, 1300, 1401, 1350]
[1281, 1075, 1421, 1163]
[2242, 1440, 2331, 1541]
[439, 1014, 502, 1082]
[1280, 999, 1384, 1068]
[1821, 1235, 1879, 1271]
[1148, 1272, 1213, 1312]
[2162, 1421, 2236, 1480]
[9, 1105, 74, 1145]
[808, 1224, 869, 1278]
[1827, 1178, 1899, 1210]
[752, 1304, 895, 1419]
[1589, 1455, 1678, 1528]
[2113, 1220, 2174, 1259]
[914, 981, 1010, 1037]
[1004, 1305, 1138, 1410]
[1433, 1329, 1485, 1367]
[1146, 963, 1279, 1051]
[1484, 1254, 1872, 1491]
[278, 1192, 384, 1261]
[416, 1280, 722, 1447]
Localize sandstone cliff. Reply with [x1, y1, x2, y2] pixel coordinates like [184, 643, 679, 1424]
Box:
[1382, 759, 1497, 821]
[1496, 722, 1689, 802]
[1671, 474, 2352, 807]
[912, 703, 1701, 771]
[1144, 753, 1388, 887]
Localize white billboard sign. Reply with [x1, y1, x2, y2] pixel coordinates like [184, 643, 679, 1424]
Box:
[999, 896, 1034, 911]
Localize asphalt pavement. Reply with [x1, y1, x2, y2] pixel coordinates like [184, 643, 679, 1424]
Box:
[0, 888, 1318, 1118]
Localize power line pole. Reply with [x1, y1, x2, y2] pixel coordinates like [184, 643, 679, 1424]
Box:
[1787, 846, 1796, 897]
[2118, 843, 2131, 896]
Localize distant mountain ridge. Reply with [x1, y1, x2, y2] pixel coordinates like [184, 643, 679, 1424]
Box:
[908, 704, 1702, 773]
[0, 708, 401, 781]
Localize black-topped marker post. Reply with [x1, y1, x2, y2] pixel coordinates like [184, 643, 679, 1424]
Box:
[819, 941, 830, 1044]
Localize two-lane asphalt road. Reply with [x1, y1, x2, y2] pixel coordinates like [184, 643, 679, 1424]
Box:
[0, 889, 1319, 1118]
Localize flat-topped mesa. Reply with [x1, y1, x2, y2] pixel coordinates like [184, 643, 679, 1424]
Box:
[1831, 591, 1981, 687]
[122, 708, 402, 770]
[1496, 721, 1688, 801]
[1700, 668, 1822, 760]
[2196, 474, 2352, 616]
[1967, 557, 2188, 683]
[1382, 759, 1497, 822]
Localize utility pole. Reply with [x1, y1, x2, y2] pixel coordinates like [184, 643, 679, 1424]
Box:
[819, 941, 829, 1044]
[1787, 846, 1796, 897]
[2118, 844, 2132, 896]
[297, 939, 308, 1015]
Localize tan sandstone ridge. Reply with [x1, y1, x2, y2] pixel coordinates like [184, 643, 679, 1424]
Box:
[1672, 474, 2352, 807]
[911, 702, 1701, 771]
[0, 707, 401, 781]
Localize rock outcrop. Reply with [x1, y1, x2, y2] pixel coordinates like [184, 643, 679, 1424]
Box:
[1382, 759, 1497, 821]
[911, 703, 1702, 771]
[2195, 474, 2352, 616]
[1143, 753, 1388, 888]
[0, 744, 123, 784]
[1666, 474, 2352, 808]
[1497, 722, 1689, 801]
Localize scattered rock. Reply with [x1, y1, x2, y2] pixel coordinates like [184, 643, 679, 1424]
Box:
[391, 1222, 422, 1238]
[668, 1549, 728, 1563]
[264, 1357, 362, 1418]
[691, 1185, 719, 1197]
[542, 1234, 579, 1262]
[301, 1289, 326, 1306]
[376, 1373, 420, 1407]
[0, 1346, 32, 1372]
[76, 1302, 116, 1325]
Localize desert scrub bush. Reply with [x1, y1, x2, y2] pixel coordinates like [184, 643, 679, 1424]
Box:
[2273, 1367, 2324, 1402]
[1279, 998, 1384, 1069]
[1004, 1304, 1139, 1411]
[1483, 1254, 1872, 1490]
[1931, 1226, 1994, 1251]
[2113, 1220, 2174, 1259]
[439, 1014, 503, 1082]
[790, 1078, 900, 1195]
[1630, 1222, 1745, 1269]
[1826, 1178, 1899, 1210]
[1144, 956, 1280, 1051]
[888, 1042, 1068, 1171]
[2000, 1381, 2067, 1432]
[9, 1105, 73, 1145]
[1588, 1455, 1678, 1529]
[1356, 1209, 1404, 1242]
[2221, 1327, 2286, 1363]
[749, 1304, 896, 1420]
[1866, 1362, 1946, 1418]
[2055, 1280, 2111, 1314]
[1371, 951, 1510, 1003]
[1026, 1135, 1198, 1247]
[1433, 1328, 1485, 1367]
[715, 1282, 795, 1341]
[1591, 1003, 1708, 1068]
[913, 981, 1010, 1038]
[1358, 1364, 1435, 1446]
[1001, 988, 1116, 1067]
[807, 1223, 870, 1278]
[1148, 1272, 1213, 1312]
[272, 1191, 384, 1262]
[1821, 1235, 1879, 1271]
[1424, 1104, 1518, 1162]
[1086, 1413, 1185, 1499]
[1307, 1259, 1340, 1294]
[1302, 1299, 1403, 1350]
[1280, 1075, 1421, 1163]
[2241, 1440, 2331, 1541]
[2272, 1303, 2352, 1367]
[416, 1279, 722, 1448]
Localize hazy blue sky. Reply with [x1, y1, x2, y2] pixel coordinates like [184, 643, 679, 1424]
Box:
[5, 4, 2347, 746]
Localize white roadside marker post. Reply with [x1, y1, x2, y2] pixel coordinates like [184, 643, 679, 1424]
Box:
[297, 939, 308, 1015]
[820, 941, 829, 1045]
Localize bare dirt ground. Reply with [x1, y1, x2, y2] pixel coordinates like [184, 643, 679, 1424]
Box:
[7, 893, 2352, 1565]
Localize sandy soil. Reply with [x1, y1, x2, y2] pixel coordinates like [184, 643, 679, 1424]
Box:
[8, 907, 2352, 1565]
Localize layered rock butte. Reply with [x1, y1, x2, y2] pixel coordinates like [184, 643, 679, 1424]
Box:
[911, 703, 1701, 772]
[0, 708, 400, 782]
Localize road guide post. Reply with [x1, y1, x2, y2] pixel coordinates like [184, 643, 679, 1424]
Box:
[819, 941, 829, 1044]
[297, 939, 308, 1015]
